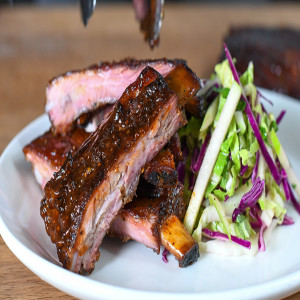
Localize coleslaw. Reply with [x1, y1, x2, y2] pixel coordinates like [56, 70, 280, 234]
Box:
[180, 44, 300, 256]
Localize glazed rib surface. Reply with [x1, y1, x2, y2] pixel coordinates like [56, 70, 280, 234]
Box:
[41, 66, 185, 273]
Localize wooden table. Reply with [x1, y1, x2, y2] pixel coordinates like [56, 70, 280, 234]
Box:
[1, 3, 300, 299]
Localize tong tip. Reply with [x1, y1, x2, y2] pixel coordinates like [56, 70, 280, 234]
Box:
[80, 0, 96, 27]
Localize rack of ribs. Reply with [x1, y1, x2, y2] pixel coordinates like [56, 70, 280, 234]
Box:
[40, 66, 187, 274]
[25, 133, 199, 267]
[25, 58, 202, 273]
[110, 148, 199, 267]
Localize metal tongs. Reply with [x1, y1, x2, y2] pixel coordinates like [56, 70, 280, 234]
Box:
[79, 0, 164, 49]
[80, 0, 96, 26]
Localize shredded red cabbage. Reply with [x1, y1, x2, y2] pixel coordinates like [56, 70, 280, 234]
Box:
[249, 205, 263, 229]
[202, 228, 251, 249]
[191, 133, 210, 173]
[232, 177, 265, 222]
[282, 214, 295, 225]
[245, 103, 282, 185]
[276, 110, 286, 125]
[255, 105, 261, 124]
[250, 205, 267, 252]
[257, 90, 274, 106]
[224, 43, 282, 186]
[188, 172, 196, 191]
[281, 168, 291, 201]
[177, 161, 185, 184]
[240, 163, 248, 177]
[289, 184, 300, 215]
[260, 102, 267, 114]
[182, 144, 189, 159]
[191, 146, 200, 173]
[258, 222, 267, 252]
[177, 141, 188, 184]
[162, 248, 169, 263]
[251, 151, 260, 183]
[223, 43, 244, 89]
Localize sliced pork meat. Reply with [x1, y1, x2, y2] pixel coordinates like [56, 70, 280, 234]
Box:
[24, 126, 180, 200]
[23, 104, 114, 189]
[110, 179, 199, 267]
[23, 127, 90, 189]
[46, 58, 188, 134]
[25, 54, 200, 188]
[110, 181, 184, 254]
[111, 148, 199, 267]
[40, 66, 186, 274]
[24, 129, 177, 192]
[25, 128, 199, 267]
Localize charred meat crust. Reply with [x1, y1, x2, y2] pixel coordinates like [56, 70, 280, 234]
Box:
[48, 58, 185, 85]
[23, 131, 178, 193]
[26, 57, 200, 188]
[178, 242, 200, 268]
[159, 214, 199, 267]
[23, 105, 114, 189]
[165, 63, 200, 108]
[23, 127, 90, 169]
[185, 95, 210, 123]
[137, 146, 179, 199]
[110, 179, 200, 268]
[23, 127, 90, 188]
[41, 66, 185, 273]
[166, 133, 183, 164]
[143, 148, 177, 187]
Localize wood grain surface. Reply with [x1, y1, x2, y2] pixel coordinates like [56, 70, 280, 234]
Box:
[1, 3, 300, 299]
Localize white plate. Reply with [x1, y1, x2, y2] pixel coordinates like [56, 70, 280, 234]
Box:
[0, 89, 300, 300]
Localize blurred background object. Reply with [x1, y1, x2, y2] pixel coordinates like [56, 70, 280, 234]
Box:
[222, 27, 300, 99]
[2, 0, 300, 3]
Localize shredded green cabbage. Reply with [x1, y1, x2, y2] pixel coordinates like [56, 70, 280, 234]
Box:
[181, 57, 300, 256]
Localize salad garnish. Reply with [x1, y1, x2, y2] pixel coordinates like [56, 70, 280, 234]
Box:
[181, 45, 300, 255]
